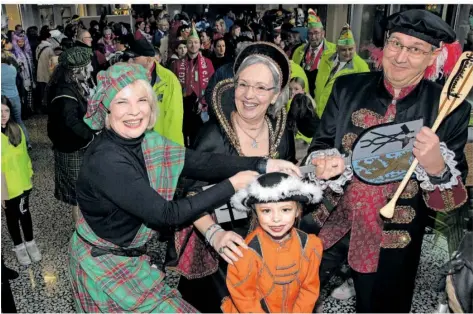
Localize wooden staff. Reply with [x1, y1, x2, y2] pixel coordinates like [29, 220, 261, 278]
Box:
[380, 52, 473, 218]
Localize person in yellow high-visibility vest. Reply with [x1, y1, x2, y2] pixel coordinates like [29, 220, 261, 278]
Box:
[128, 38, 184, 145]
[292, 9, 336, 98]
[314, 24, 369, 118]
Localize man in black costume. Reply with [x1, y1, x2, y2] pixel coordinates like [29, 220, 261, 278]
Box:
[304, 9, 469, 313]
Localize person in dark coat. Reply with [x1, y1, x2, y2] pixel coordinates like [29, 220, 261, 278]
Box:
[45, 46, 96, 224]
[209, 37, 232, 71]
[302, 9, 469, 313]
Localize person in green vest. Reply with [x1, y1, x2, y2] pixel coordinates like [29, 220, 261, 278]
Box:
[128, 39, 184, 146]
[1, 95, 41, 266]
[292, 8, 336, 98]
[314, 24, 370, 118]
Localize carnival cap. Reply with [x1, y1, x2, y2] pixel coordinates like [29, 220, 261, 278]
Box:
[307, 8, 323, 29]
[231, 172, 323, 212]
[337, 24, 355, 46]
[188, 27, 199, 41]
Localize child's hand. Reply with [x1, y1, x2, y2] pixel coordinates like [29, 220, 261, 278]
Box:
[213, 231, 248, 265]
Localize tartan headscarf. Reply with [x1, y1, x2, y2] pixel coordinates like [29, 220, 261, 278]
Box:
[83, 62, 149, 130]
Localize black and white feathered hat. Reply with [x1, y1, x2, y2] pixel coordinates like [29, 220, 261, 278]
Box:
[231, 172, 323, 212]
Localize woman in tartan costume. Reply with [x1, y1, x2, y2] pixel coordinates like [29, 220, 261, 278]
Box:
[68, 63, 301, 313]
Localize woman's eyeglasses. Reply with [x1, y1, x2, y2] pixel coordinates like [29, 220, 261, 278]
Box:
[234, 81, 275, 97]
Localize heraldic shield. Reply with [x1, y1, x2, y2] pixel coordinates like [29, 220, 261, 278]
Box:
[351, 119, 424, 185]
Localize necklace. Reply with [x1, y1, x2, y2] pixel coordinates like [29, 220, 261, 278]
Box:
[232, 113, 266, 148]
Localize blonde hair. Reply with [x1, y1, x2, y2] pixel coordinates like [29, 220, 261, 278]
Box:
[105, 79, 158, 130]
[216, 19, 226, 33]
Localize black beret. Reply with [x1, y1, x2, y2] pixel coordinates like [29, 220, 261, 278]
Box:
[128, 38, 155, 57]
[234, 41, 291, 89]
[384, 9, 456, 47]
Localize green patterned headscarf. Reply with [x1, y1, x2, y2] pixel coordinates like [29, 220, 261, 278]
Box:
[83, 62, 149, 130]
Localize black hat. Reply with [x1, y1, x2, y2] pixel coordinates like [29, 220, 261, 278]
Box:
[128, 38, 155, 57]
[384, 9, 456, 47]
[234, 41, 291, 89]
[230, 172, 323, 212]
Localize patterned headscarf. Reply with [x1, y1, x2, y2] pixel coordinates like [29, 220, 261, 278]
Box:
[83, 62, 149, 130]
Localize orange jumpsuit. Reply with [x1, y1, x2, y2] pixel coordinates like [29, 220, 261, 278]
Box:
[222, 227, 323, 313]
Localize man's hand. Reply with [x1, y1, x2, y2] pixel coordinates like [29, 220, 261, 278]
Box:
[311, 156, 345, 180]
[413, 126, 445, 176]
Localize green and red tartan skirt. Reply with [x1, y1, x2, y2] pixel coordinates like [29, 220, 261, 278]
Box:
[69, 230, 198, 313]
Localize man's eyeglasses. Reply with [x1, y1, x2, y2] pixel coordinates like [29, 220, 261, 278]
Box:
[385, 39, 432, 57]
[234, 81, 275, 97]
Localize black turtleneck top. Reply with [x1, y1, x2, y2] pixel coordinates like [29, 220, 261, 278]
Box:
[76, 128, 261, 246]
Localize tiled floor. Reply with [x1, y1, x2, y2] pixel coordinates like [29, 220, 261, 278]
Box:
[2, 115, 450, 313]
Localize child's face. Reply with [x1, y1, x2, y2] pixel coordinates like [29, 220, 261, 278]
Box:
[255, 201, 300, 241]
[1, 104, 10, 127]
[289, 81, 304, 99]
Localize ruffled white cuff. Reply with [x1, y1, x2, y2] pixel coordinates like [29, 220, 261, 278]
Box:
[305, 148, 353, 194]
[414, 142, 461, 191]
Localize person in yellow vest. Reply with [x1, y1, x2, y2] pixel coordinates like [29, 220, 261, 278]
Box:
[314, 24, 370, 118]
[292, 9, 336, 98]
[128, 39, 185, 145]
[1, 95, 41, 266]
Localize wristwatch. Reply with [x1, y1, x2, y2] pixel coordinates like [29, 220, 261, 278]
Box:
[256, 157, 269, 174]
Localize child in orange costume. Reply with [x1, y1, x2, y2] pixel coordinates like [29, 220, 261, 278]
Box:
[222, 172, 324, 313]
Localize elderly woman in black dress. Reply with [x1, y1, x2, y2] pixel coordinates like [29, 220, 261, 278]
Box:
[173, 42, 299, 312]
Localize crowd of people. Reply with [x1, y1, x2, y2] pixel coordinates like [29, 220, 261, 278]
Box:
[1, 5, 472, 314]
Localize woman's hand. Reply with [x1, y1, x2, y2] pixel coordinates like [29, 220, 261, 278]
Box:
[311, 156, 345, 180]
[267, 159, 302, 177]
[212, 230, 248, 265]
[229, 171, 259, 191]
